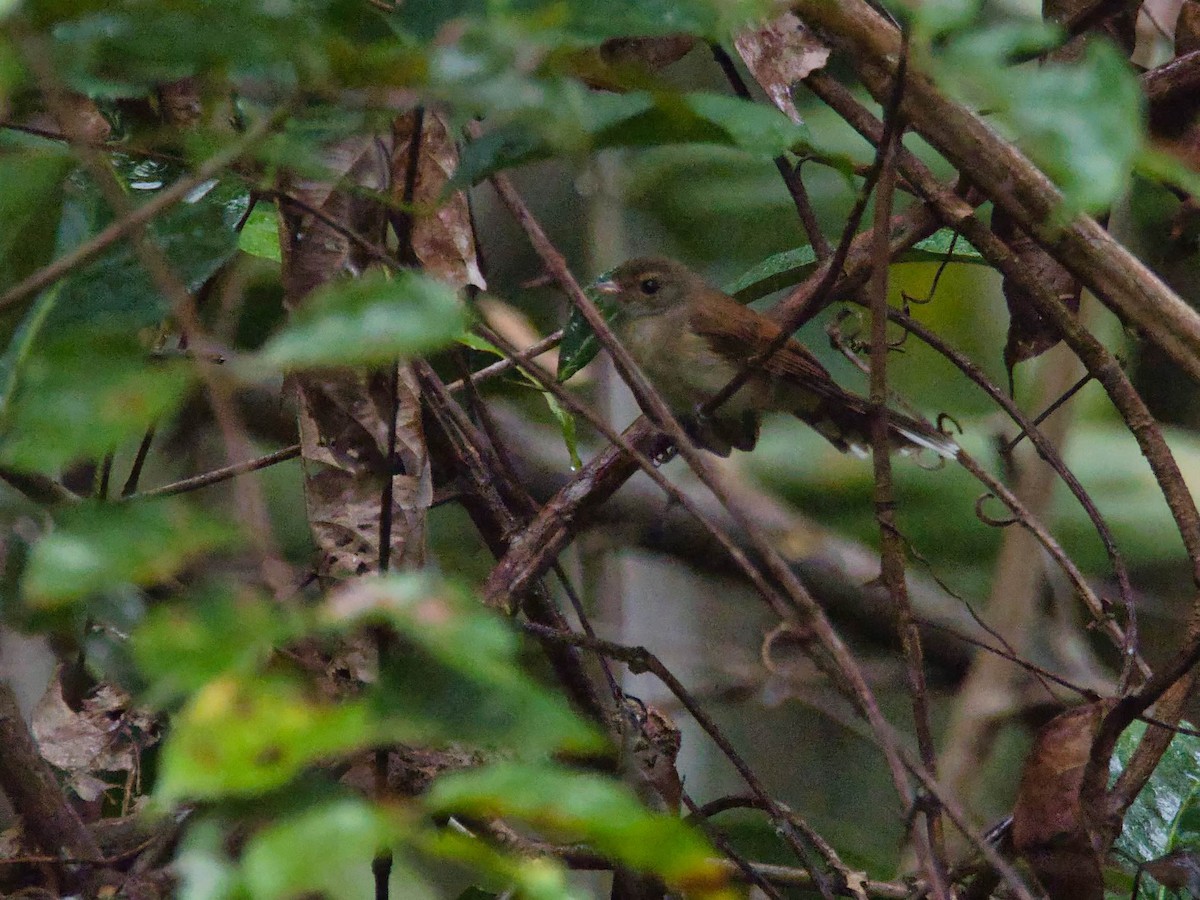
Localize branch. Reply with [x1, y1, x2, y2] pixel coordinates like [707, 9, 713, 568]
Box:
[793, 0, 1200, 384]
[0, 682, 103, 889]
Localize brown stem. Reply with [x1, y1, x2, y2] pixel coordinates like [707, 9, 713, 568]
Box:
[861, 39, 947, 894]
[0, 683, 103, 888]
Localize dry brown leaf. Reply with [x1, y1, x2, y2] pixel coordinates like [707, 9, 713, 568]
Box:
[992, 208, 1080, 373]
[391, 110, 485, 291]
[1011, 701, 1114, 900]
[631, 703, 682, 814]
[292, 366, 431, 579]
[278, 132, 393, 301]
[31, 669, 157, 802]
[279, 127, 434, 580]
[1141, 848, 1200, 894]
[734, 12, 830, 123]
[1178, 0, 1200, 52]
[477, 296, 559, 375]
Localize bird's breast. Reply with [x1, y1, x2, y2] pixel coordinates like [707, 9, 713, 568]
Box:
[619, 313, 757, 415]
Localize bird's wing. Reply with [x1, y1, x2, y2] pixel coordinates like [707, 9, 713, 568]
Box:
[688, 290, 832, 386]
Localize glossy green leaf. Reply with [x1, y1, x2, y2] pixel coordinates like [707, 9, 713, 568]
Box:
[729, 230, 986, 302]
[44, 157, 249, 331]
[242, 798, 421, 900]
[1113, 719, 1200, 900]
[428, 763, 731, 894]
[238, 201, 282, 264]
[543, 393, 582, 470]
[250, 270, 467, 371]
[0, 332, 194, 473]
[555, 278, 621, 383]
[22, 499, 234, 609]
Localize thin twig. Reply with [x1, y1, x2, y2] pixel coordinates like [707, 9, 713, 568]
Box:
[862, 32, 948, 896]
[126, 444, 300, 500]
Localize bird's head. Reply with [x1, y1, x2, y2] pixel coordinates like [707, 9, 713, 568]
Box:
[593, 257, 703, 319]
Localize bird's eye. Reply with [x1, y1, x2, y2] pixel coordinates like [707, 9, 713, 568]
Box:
[639, 277, 661, 295]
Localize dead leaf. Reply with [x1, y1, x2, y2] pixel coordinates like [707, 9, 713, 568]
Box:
[734, 13, 830, 124]
[477, 296, 559, 376]
[992, 208, 1080, 374]
[1011, 701, 1114, 900]
[626, 701, 682, 814]
[390, 110, 486, 291]
[1141, 848, 1200, 895]
[1178, 0, 1200, 52]
[31, 668, 157, 802]
[278, 125, 435, 579]
[278, 132, 393, 301]
[292, 366, 432, 579]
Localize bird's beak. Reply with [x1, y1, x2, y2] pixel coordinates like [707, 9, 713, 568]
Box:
[594, 279, 620, 295]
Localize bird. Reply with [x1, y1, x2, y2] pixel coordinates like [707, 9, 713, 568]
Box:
[593, 256, 958, 459]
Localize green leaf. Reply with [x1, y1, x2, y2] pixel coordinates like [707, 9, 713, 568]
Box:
[730, 230, 986, 302]
[156, 671, 379, 802]
[507, 0, 778, 41]
[543, 393, 582, 470]
[237, 201, 282, 263]
[1135, 145, 1200, 200]
[934, 29, 1144, 214]
[455, 90, 810, 187]
[250, 270, 467, 371]
[727, 244, 819, 302]
[45, 157, 250, 331]
[133, 589, 299, 706]
[1113, 718, 1200, 898]
[242, 798, 422, 900]
[319, 575, 603, 756]
[395, 0, 777, 43]
[902, 0, 983, 39]
[428, 832, 579, 900]
[22, 499, 234, 610]
[428, 763, 730, 894]
[0, 138, 73, 294]
[0, 332, 194, 473]
[555, 278, 621, 383]
[46, 0, 334, 97]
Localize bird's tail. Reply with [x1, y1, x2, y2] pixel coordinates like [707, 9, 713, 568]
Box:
[796, 392, 958, 460]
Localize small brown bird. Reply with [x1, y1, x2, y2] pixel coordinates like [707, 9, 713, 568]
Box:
[595, 257, 957, 459]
